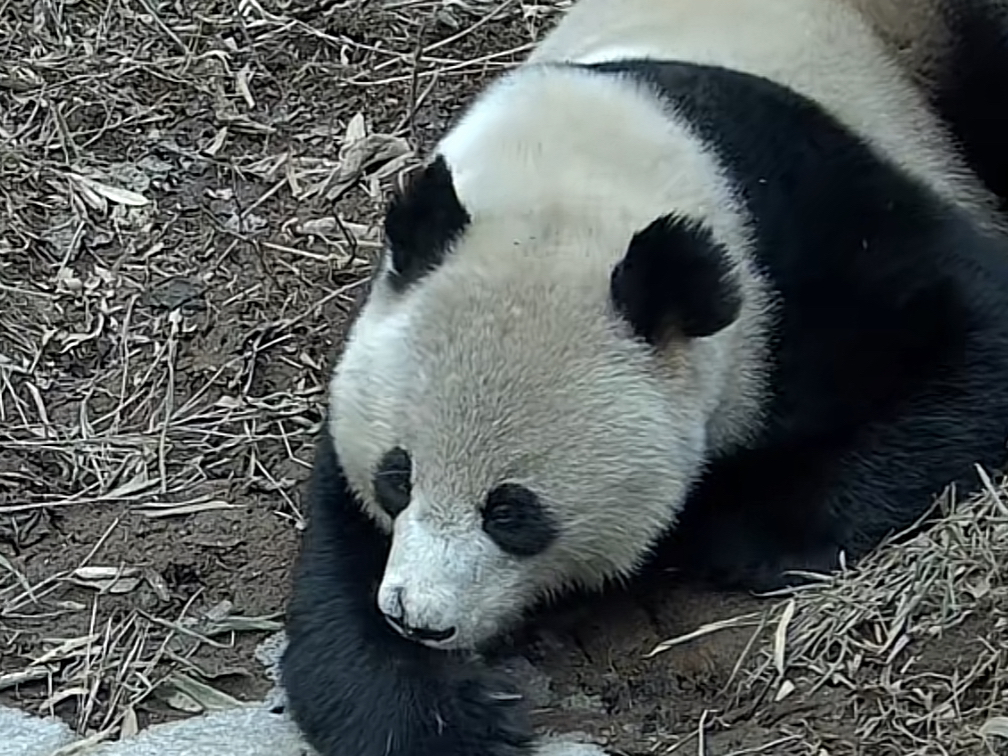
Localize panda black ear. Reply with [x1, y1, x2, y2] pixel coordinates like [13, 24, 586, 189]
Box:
[383, 155, 471, 292]
[610, 214, 742, 344]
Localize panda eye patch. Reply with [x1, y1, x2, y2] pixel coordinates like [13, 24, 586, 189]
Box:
[483, 483, 558, 557]
[373, 447, 412, 517]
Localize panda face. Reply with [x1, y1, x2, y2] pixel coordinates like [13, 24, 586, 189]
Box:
[329, 238, 718, 650]
[325, 83, 772, 648]
[372, 446, 560, 648]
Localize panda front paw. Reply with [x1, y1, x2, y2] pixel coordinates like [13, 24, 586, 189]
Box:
[681, 545, 841, 594]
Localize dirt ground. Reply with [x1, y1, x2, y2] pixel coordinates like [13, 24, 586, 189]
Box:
[3, 1, 1007, 755]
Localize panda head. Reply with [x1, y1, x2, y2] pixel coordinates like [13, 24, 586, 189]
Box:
[330, 155, 749, 651]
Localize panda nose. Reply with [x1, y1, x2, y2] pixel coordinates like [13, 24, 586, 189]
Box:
[380, 587, 457, 644]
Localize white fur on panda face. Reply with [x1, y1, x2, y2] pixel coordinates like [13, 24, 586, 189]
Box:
[331, 258, 712, 650]
[328, 64, 775, 650]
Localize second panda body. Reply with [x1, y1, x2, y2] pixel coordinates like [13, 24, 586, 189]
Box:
[282, 2, 1008, 755]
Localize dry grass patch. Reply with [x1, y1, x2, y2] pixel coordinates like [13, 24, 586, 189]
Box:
[720, 477, 1008, 756]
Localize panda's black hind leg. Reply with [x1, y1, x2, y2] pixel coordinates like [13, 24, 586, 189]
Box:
[932, 0, 1008, 208]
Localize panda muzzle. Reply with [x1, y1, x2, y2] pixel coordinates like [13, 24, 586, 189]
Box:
[381, 586, 458, 644]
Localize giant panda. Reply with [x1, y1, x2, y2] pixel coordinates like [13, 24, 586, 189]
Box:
[280, 1, 1008, 755]
[848, 0, 1008, 208]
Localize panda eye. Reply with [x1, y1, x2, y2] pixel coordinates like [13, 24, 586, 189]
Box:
[482, 483, 558, 558]
[373, 447, 412, 517]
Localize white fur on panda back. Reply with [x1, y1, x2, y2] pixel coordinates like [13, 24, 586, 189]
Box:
[847, 0, 951, 83]
[526, 0, 997, 220]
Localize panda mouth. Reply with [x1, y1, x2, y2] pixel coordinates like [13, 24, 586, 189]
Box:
[412, 625, 457, 644]
[384, 614, 457, 645]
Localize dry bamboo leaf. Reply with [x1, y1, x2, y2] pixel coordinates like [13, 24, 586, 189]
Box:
[646, 613, 760, 658]
[0, 668, 50, 691]
[34, 634, 101, 665]
[204, 126, 229, 156]
[70, 176, 107, 213]
[162, 672, 245, 713]
[143, 568, 171, 602]
[342, 111, 367, 145]
[324, 134, 412, 201]
[120, 706, 139, 740]
[134, 500, 242, 518]
[68, 173, 149, 207]
[294, 217, 339, 236]
[0, 552, 34, 600]
[69, 566, 142, 594]
[236, 64, 255, 109]
[774, 678, 795, 702]
[103, 474, 159, 499]
[163, 690, 204, 714]
[71, 575, 143, 594]
[38, 686, 91, 710]
[73, 566, 139, 580]
[198, 615, 285, 637]
[773, 599, 796, 678]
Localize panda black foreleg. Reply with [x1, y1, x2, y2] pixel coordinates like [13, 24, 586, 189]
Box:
[280, 424, 536, 756]
[662, 442, 851, 593]
[666, 363, 1008, 594]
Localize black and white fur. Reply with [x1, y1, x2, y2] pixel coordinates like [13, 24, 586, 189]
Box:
[281, 1, 1008, 755]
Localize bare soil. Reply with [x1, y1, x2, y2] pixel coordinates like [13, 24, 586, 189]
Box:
[2, 2, 1005, 755]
